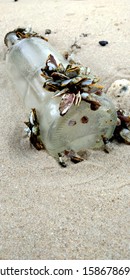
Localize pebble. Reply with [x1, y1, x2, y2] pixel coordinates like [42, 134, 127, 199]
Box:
[99, 40, 108, 46]
[45, 29, 51, 35]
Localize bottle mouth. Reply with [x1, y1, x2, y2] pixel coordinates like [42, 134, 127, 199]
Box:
[4, 31, 19, 47]
[4, 28, 28, 47]
[4, 27, 47, 48]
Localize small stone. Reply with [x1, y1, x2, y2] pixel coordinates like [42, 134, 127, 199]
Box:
[45, 29, 51, 35]
[99, 40, 108, 46]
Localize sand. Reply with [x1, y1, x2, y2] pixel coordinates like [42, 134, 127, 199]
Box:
[0, 0, 130, 260]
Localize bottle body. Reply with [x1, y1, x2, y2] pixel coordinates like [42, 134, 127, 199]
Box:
[5, 31, 117, 160]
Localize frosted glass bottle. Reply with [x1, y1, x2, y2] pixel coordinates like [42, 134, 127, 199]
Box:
[4, 30, 117, 161]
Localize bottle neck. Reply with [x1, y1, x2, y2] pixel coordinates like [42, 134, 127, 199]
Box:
[4, 31, 20, 48]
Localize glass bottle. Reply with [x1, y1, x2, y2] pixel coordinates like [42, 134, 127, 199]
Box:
[4, 28, 117, 163]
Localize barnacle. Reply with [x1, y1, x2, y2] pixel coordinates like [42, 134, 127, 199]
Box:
[24, 109, 44, 150]
[107, 80, 130, 144]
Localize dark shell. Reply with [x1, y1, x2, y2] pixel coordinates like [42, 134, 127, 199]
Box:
[47, 54, 57, 67]
[54, 88, 69, 97]
[113, 110, 130, 143]
[46, 54, 58, 71]
[41, 70, 50, 79]
[51, 72, 68, 81]
[81, 79, 93, 86]
[71, 76, 89, 86]
[44, 80, 59, 91]
[30, 134, 45, 150]
[64, 150, 84, 163]
[61, 79, 72, 87]
[90, 101, 101, 111]
[45, 29, 51, 35]
[66, 65, 80, 78]
[57, 63, 65, 73]
[117, 110, 130, 125]
[99, 40, 108, 46]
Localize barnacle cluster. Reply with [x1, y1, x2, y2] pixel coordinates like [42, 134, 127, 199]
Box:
[24, 108, 44, 150]
[41, 58, 130, 146]
[41, 54, 103, 116]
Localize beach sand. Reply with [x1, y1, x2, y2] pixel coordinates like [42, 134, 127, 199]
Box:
[0, 0, 130, 259]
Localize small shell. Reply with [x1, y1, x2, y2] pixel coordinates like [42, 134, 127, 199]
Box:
[46, 54, 57, 71]
[66, 65, 80, 78]
[51, 72, 68, 81]
[71, 76, 88, 86]
[59, 93, 75, 116]
[44, 80, 59, 91]
[99, 40, 108, 46]
[81, 79, 93, 86]
[41, 70, 50, 79]
[47, 62, 57, 71]
[81, 92, 89, 99]
[61, 79, 72, 87]
[53, 88, 69, 97]
[29, 108, 38, 125]
[80, 66, 91, 76]
[120, 128, 130, 144]
[32, 126, 39, 135]
[57, 63, 65, 73]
